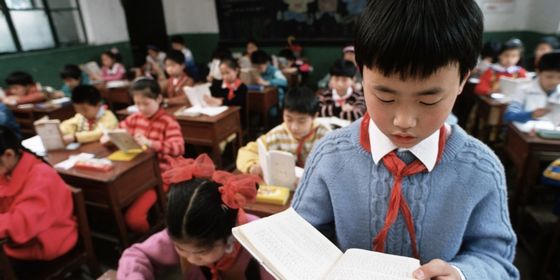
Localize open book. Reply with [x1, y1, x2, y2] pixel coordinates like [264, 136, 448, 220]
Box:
[498, 76, 531, 96]
[258, 139, 303, 190]
[34, 117, 65, 151]
[233, 208, 420, 280]
[107, 129, 143, 153]
[81, 61, 102, 78]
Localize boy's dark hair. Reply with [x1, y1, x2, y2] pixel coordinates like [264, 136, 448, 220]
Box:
[499, 38, 524, 55]
[60, 64, 82, 80]
[170, 35, 185, 46]
[538, 36, 560, 50]
[146, 44, 159, 52]
[185, 63, 209, 84]
[330, 59, 357, 78]
[5, 71, 34, 86]
[538, 51, 560, 72]
[71, 85, 101, 105]
[166, 178, 239, 248]
[278, 48, 296, 61]
[165, 50, 186, 65]
[481, 40, 501, 61]
[0, 125, 22, 156]
[355, 0, 483, 82]
[250, 50, 270, 65]
[246, 39, 258, 47]
[220, 57, 239, 70]
[129, 78, 161, 99]
[284, 87, 319, 116]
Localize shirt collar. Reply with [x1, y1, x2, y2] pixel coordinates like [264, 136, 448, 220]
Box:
[332, 87, 353, 101]
[368, 118, 440, 171]
[490, 63, 520, 74]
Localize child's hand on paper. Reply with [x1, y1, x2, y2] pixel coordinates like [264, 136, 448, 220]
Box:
[100, 134, 111, 145]
[249, 164, 263, 177]
[532, 107, 551, 118]
[413, 259, 462, 280]
[2, 96, 18, 105]
[255, 76, 270, 86]
[134, 134, 152, 147]
[204, 95, 223, 107]
[63, 134, 75, 144]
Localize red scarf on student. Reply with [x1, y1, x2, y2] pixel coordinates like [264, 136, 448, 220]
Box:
[167, 74, 188, 98]
[359, 112, 446, 259]
[224, 79, 242, 101]
[295, 127, 319, 168]
[207, 209, 249, 280]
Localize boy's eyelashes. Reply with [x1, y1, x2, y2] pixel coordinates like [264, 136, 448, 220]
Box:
[375, 95, 442, 106]
[375, 96, 394, 103]
[419, 99, 442, 106]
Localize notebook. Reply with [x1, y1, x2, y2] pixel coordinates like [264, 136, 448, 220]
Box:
[34, 117, 65, 151]
[258, 139, 300, 190]
[107, 129, 143, 153]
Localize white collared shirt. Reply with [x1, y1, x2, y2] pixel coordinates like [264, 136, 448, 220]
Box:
[368, 118, 440, 171]
[332, 87, 353, 107]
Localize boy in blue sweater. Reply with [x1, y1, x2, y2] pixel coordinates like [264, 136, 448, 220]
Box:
[251, 50, 288, 107]
[292, 0, 518, 279]
[504, 51, 560, 123]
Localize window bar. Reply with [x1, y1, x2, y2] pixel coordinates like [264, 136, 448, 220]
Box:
[41, 0, 59, 47]
[0, 0, 22, 51]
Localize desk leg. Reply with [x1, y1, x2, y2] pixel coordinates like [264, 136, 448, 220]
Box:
[212, 143, 222, 168]
[107, 189, 129, 248]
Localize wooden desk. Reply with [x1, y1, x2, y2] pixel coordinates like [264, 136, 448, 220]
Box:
[117, 106, 243, 168]
[99, 84, 131, 110]
[9, 102, 75, 137]
[244, 192, 293, 217]
[247, 86, 278, 129]
[475, 95, 509, 143]
[505, 123, 560, 224]
[47, 143, 165, 248]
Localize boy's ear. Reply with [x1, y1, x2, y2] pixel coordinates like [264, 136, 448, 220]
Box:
[156, 95, 163, 104]
[458, 70, 472, 94]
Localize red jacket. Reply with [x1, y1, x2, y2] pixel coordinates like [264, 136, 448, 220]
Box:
[8, 84, 46, 104]
[0, 152, 77, 260]
[475, 65, 527, 96]
[120, 108, 185, 172]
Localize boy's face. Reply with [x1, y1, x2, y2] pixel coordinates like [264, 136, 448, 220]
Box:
[0, 149, 18, 177]
[220, 63, 238, 84]
[535, 43, 553, 62]
[253, 63, 268, 74]
[362, 64, 466, 148]
[173, 239, 227, 267]
[498, 49, 521, 68]
[165, 60, 185, 77]
[171, 42, 183, 51]
[132, 93, 161, 118]
[330, 75, 355, 95]
[73, 103, 101, 120]
[7, 85, 28, 97]
[63, 78, 80, 90]
[538, 70, 560, 93]
[283, 110, 315, 140]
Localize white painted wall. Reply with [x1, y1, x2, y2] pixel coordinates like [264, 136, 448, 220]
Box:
[162, 0, 219, 34]
[477, 0, 560, 33]
[526, 0, 560, 34]
[79, 0, 129, 44]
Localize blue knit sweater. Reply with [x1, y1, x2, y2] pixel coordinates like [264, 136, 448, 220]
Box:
[292, 120, 518, 279]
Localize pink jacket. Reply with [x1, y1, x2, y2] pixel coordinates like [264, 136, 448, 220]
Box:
[117, 214, 273, 280]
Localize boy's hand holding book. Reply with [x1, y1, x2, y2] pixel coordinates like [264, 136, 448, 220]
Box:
[413, 259, 462, 280]
[134, 134, 152, 147]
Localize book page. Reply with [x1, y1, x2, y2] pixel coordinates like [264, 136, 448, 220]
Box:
[34, 119, 65, 151]
[257, 138, 272, 185]
[268, 150, 297, 189]
[108, 130, 142, 152]
[183, 83, 211, 107]
[233, 208, 342, 280]
[325, 249, 420, 280]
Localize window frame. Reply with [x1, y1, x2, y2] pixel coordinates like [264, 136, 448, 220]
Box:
[0, 0, 88, 54]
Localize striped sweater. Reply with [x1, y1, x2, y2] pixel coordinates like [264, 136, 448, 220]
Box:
[236, 122, 331, 173]
[318, 88, 366, 122]
[119, 108, 185, 171]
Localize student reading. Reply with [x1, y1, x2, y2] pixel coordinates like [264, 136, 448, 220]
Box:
[291, 1, 518, 279]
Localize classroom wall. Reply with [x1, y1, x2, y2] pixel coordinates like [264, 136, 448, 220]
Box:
[162, 0, 219, 34]
[79, 0, 129, 44]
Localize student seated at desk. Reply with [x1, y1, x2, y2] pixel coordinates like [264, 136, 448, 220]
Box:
[118, 155, 273, 280]
[170, 35, 195, 72]
[0, 126, 77, 261]
[60, 85, 118, 144]
[91, 50, 126, 82]
[103, 78, 184, 233]
[318, 45, 363, 92]
[236, 87, 330, 176]
[250, 50, 287, 107]
[0, 103, 20, 139]
[58, 64, 90, 98]
[504, 51, 560, 123]
[475, 38, 527, 96]
[156, 50, 192, 106]
[292, 1, 518, 279]
[207, 57, 247, 117]
[318, 59, 366, 122]
[526, 36, 559, 72]
[1, 71, 45, 105]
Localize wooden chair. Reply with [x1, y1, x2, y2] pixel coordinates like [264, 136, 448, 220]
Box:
[0, 187, 102, 280]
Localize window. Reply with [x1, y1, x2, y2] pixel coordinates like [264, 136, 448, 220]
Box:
[0, 0, 87, 53]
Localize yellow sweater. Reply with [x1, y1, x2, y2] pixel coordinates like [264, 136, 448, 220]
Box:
[59, 108, 118, 143]
[236, 122, 331, 173]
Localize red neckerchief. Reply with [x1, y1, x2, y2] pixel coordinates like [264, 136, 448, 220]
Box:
[359, 112, 446, 259]
[223, 79, 242, 101]
[167, 74, 188, 98]
[295, 126, 318, 168]
[207, 210, 249, 280]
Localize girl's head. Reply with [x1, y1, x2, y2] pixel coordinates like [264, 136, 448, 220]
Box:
[129, 78, 162, 117]
[101, 51, 118, 67]
[164, 155, 259, 267]
[481, 40, 501, 62]
[185, 64, 209, 85]
[0, 126, 22, 177]
[246, 40, 258, 56]
[146, 45, 160, 58]
[535, 36, 560, 66]
[498, 38, 523, 68]
[219, 58, 240, 84]
[165, 50, 186, 77]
